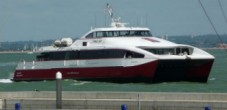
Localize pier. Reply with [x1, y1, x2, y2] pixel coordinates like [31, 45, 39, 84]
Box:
[0, 91, 227, 110]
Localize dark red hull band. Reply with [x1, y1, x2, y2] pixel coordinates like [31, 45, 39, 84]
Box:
[13, 60, 159, 81]
[13, 59, 214, 83]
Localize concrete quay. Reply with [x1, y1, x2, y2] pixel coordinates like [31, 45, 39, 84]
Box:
[0, 91, 227, 110]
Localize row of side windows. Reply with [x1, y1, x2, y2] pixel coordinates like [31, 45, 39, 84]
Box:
[37, 49, 144, 61]
[36, 51, 78, 61]
[86, 31, 152, 38]
[143, 48, 192, 55]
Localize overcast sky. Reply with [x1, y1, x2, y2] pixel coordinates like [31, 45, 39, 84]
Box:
[0, 0, 227, 41]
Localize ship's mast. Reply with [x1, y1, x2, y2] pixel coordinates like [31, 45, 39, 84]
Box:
[106, 3, 127, 28]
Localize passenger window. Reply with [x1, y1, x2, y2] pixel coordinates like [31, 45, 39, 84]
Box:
[182, 48, 189, 55]
[96, 32, 103, 37]
[176, 48, 181, 55]
[125, 51, 144, 58]
[134, 31, 142, 36]
[37, 53, 50, 61]
[96, 31, 103, 38]
[132, 52, 144, 58]
[129, 31, 136, 36]
[103, 31, 107, 37]
[119, 31, 129, 36]
[52, 52, 66, 60]
[65, 51, 78, 60]
[113, 31, 119, 37]
[85, 33, 93, 38]
[146, 31, 152, 36]
[106, 31, 113, 37]
[125, 51, 133, 58]
[79, 49, 125, 59]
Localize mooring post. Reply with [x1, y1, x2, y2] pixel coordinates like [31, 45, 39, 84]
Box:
[138, 94, 141, 110]
[56, 72, 62, 109]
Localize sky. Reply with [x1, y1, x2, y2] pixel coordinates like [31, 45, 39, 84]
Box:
[0, 0, 227, 41]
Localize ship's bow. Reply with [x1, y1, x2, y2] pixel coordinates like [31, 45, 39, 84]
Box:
[153, 58, 214, 83]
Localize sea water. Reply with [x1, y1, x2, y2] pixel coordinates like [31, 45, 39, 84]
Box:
[0, 49, 226, 92]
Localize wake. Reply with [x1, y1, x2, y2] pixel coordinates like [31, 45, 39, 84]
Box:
[71, 80, 91, 86]
[0, 79, 13, 83]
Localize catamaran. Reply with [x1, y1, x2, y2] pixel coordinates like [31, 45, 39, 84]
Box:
[13, 4, 214, 82]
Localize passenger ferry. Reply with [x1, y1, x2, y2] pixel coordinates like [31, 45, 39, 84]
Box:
[13, 4, 214, 82]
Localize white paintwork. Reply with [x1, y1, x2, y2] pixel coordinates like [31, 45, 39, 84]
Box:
[17, 25, 214, 71]
[17, 11, 215, 72]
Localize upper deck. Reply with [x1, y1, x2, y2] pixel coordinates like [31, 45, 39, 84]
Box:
[81, 27, 152, 39]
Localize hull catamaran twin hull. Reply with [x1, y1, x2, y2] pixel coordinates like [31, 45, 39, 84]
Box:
[13, 37, 214, 83]
[14, 58, 213, 83]
[13, 4, 214, 83]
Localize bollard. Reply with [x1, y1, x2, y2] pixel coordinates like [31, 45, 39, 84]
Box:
[56, 72, 62, 109]
[138, 94, 141, 110]
[121, 104, 127, 110]
[205, 106, 211, 110]
[15, 103, 21, 110]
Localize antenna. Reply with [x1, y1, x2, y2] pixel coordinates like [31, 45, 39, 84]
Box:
[105, 11, 107, 26]
[94, 14, 96, 28]
[105, 3, 127, 27]
[145, 14, 148, 27]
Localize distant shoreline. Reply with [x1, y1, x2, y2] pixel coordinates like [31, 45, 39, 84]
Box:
[201, 48, 227, 50]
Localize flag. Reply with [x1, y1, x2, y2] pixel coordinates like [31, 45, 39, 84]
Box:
[106, 3, 113, 18]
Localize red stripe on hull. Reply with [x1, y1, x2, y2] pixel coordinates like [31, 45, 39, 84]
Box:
[13, 60, 159, 81]
[13, 59, 214, 83]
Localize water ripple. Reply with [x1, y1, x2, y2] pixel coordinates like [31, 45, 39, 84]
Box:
[71, 81, 90, 86]
[209, 78, 216, 81]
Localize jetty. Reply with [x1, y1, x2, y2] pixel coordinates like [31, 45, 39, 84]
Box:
[0, 91, 227, 110]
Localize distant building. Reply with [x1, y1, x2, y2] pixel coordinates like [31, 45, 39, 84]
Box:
[217, 43, 227, 48]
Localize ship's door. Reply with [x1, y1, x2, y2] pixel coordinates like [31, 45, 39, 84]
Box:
[123, 50, 144, 67]
[123, 51, 133, 67]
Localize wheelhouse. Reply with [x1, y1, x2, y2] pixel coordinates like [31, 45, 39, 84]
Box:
[84, 28, 152, 38]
